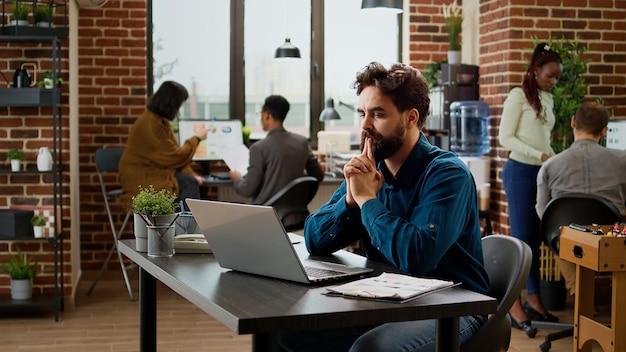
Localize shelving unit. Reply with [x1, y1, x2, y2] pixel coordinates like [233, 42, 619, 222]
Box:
[0, 34, 63, 321]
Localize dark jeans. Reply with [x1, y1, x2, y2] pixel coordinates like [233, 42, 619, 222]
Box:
[502, 158, 542, 295]
[175, 171, 200, 212]
[277, 315, 487, 352]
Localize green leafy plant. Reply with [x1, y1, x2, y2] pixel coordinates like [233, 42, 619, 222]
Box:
[31, 215, 46, 227]
[2, 248, 39, 281]
[423, 59, 447, 89]
[11, 2, 29, 21]
[442, 1, 462, 51]
[33, 4, 53, 23]
[132, 185, 179, 218]
[7, 148, 24, 161]
[531, 36, 590, 154]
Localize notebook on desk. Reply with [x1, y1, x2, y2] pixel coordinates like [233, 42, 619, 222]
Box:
[185, 199, 373, 284]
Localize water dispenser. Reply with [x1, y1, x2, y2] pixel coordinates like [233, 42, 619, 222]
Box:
[449, 100, 490, 156]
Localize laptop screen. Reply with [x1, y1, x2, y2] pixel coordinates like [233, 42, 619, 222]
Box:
[178, 119, 243, 161]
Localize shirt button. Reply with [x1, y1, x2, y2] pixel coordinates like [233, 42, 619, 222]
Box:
[329, 233, 334, 237]
[429, 224, 435, 229]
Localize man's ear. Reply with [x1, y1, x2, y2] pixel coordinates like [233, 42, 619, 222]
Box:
[407, 108, 419, 127]
[570, 115, 576, 129]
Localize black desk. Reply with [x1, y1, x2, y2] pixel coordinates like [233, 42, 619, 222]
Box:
[118, 239, 497, 352]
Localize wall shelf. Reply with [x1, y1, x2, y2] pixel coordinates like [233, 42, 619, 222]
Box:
[0, 88, 60, 107]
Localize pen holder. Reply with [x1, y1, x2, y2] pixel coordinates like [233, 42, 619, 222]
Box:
[147, 225, 175, 258]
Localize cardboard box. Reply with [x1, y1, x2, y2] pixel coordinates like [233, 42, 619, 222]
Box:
[0, 209, 34, 238]
[560, 225, 626, 272]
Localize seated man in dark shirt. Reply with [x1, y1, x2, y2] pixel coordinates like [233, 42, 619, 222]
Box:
[277, 62, 489, 352]
[229, 95, 323, 205]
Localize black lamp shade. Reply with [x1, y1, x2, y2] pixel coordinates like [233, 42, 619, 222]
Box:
[275, 38, 301, 59]
[319, 98, 341, 121]
[361, 0, 403, 13]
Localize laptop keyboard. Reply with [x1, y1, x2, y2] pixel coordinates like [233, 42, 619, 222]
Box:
[304, 266, 345, 279]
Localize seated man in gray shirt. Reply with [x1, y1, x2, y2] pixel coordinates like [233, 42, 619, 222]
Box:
[229, 95, 324, 205]
[536, 101, 626, 296]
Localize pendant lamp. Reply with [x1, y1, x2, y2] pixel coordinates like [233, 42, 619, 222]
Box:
[275, 0, 301, 59]
[319, 98, 341, 121]
[360, 0, 403, 13]
[275, 38, 301, 59]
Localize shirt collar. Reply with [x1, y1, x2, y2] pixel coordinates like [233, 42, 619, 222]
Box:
[266, 126, 287, 136]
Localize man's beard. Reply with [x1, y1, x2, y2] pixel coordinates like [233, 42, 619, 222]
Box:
[360, 123, 405, 162]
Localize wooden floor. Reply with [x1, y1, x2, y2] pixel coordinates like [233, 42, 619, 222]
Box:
[0, 273, 610, 352]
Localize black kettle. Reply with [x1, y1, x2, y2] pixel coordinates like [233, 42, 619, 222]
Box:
[13, 63, 37, 88]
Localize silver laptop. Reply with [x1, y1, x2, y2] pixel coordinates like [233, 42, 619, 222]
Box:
[185, 199, 373, 284]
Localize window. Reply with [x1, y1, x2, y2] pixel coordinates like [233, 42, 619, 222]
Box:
[150, 0, 401, 145]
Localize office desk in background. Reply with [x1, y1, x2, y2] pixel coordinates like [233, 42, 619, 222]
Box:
[118, 239, 497, 352]
[203, 176, 344, 212]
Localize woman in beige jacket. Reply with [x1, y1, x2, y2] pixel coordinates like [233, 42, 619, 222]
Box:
[119, 81, 208, 210]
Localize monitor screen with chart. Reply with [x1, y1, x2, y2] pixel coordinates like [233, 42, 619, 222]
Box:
[178, 119, 244, 161]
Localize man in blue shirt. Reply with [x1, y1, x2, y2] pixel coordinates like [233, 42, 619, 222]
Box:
[278, 62, 489, 352]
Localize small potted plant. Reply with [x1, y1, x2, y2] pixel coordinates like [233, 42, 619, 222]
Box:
[2, 248, 39, 300]
[33, 4, 53, 28]
[7, 148, 24, 172]
[10, 2, 29, 26]
[132, 185, 179, 252]
[31, 215, 46, 238]
[442, 0, 462, 64]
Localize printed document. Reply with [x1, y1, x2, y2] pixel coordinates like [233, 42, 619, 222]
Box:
[326, 272, 459, 303]
[220, 144, 249, 176]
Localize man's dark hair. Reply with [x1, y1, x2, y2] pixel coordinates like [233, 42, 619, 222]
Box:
[351, 62, 430, 129]
[147, 81, 189, 120]
[262, 95, 290, 122]
[575, 101, 610, 136]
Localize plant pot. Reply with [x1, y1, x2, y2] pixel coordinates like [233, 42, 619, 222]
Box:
[35, 21, 51, 28]
[539, 279, 567, 311]
[134, 213, 148, 252]
[10, 159, 21, 172]
[44, 78, 54, 89]
[10, 20, 28, 26]
[33, 226, 44, 238]
[10, 279, 32, 300]
[447, 50, 461, 65]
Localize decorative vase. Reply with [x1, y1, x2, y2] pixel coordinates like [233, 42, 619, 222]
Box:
[33, 226, 45, 238]
[37, 147, 53, 171]
[10, 159, 20, 172]
[10, 279, 32, 300]
[447, 50, 461, 65]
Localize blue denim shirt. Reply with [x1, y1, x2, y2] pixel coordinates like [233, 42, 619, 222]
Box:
[304, 134, 490, 295]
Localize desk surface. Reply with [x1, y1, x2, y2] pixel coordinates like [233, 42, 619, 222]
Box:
[118, 239, 496, 336]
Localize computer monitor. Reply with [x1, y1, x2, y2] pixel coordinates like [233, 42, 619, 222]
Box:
[178, 119, 244, 161]
[606, 120, 626, 151]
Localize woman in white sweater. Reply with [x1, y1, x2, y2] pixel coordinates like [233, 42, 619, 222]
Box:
[498, 42, 562, 338]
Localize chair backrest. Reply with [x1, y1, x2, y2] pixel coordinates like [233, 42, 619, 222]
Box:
[95, 148, 125, 174]
[262, 176, 319, 230]
[542, 193, 622, 254]
[461, 235, 532, 352]
[95, 148, 125, 199]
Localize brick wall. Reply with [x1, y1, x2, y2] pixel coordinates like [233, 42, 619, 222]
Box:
[408, 0, 626, 235]
[78, 0, 147, 273]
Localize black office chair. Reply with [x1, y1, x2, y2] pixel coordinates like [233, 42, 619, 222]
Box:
[262, 176, 319, 232]
[534, 193, 622, 352]
[461, 235, 532, 352]
[87, 148, 135, 300]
